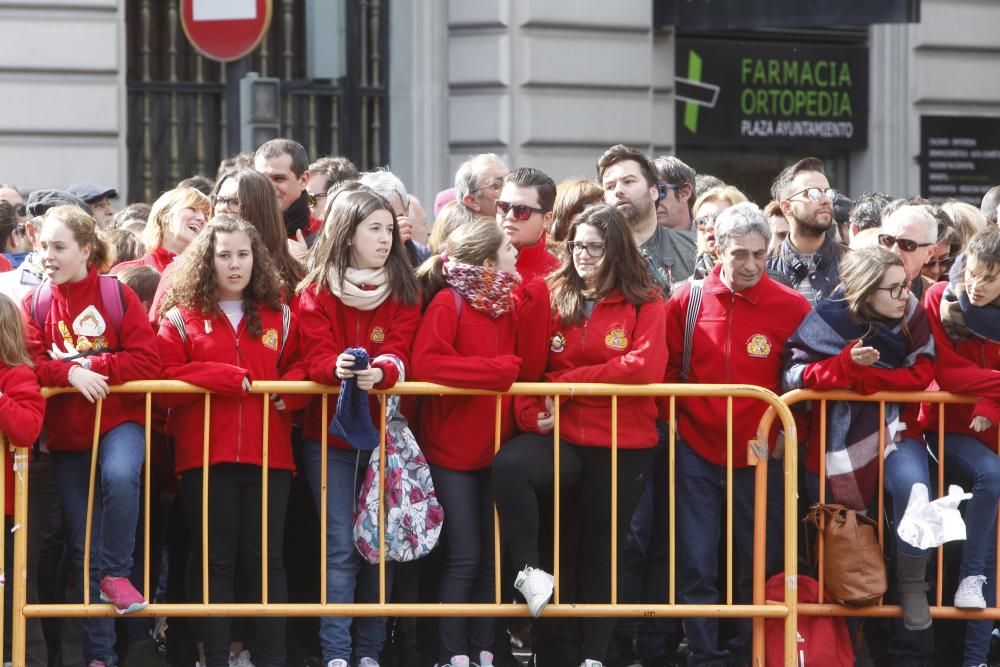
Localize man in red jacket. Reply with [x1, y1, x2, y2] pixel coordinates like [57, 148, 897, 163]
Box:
[665, 201, 811, 667]
[497, 167, 560, 283]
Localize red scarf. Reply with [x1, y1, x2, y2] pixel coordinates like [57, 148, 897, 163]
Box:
[443, 260, 521, 319]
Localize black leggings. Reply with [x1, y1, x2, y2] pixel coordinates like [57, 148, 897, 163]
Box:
[179, 463, 290, 667]
[492, 433, 655, 662]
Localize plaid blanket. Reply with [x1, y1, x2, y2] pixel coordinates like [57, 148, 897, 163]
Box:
[783, 287, 934, 510]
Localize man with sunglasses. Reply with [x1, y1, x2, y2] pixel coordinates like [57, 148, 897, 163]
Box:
[652, 155, 696, 232]
[597, 144, 696, 293]
[496, 167, 559, 283]
[766, 157, 845, 306]
[880, 204, 937, 300]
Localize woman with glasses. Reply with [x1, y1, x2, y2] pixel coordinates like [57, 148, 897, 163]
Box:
[920, 219, 961, 285]
[784, 246, 936, 634]
[109, 187, 211, 275]
[689, 186, 748, 280]
[922, 226, 1000, 667]
[492, 204, 666, 667]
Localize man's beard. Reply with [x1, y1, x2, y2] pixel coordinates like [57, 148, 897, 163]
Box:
[619, 197, 652, 225]
[796, 212, 832, 237]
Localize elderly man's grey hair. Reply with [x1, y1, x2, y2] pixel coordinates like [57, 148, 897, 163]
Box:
[883, 204, 938, 243]
[454, 153, 503, 202]
[715, 201, 771, 250]
[358, 169, 408, 212]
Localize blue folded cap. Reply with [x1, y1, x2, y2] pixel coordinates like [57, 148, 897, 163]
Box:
[328, 347, 380, 451]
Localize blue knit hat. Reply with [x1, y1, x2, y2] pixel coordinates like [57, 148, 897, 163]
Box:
[329, 347, 380, 451]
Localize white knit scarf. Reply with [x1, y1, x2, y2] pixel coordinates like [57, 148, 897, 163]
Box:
[327, 266, 391, 311]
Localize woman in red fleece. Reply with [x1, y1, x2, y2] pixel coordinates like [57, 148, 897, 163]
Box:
[0, 293, 45, 665]
[922, 227, 1000, 666]
[109, 186, 210, 275]
[23, 205, 161, 667]
[157, 215, 305, 667]
[295, 188, 421, 667]
[412, 220, 545, 666]
[492, 203, 666, 665]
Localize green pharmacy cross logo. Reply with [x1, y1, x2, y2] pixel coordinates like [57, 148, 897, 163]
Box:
[676, 50, 720, 134]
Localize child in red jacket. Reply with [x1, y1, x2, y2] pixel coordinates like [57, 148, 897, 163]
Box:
[412, 220, 546, 666]
[295, 188, 421, 667]
[23, 205, 161, 667]
[922, 227, 1000, 667]
[492, 204, 666, 665]
[157, 216, 305, 667]
[0, 293, 45, 664]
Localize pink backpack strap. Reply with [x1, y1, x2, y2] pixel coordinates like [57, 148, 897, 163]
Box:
[30, 281, 53, 330]
[98, 276, 126, 333]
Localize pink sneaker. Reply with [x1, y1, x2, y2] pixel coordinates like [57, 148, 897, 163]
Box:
[99, 576, 148, 615]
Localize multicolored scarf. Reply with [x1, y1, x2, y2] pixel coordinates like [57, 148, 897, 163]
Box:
[783, 286, 935, 511]
[443, 259, 521, 319]
[940, 253, 1000, 343]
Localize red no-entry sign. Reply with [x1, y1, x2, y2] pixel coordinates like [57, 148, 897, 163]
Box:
[181, 0, 273, 62]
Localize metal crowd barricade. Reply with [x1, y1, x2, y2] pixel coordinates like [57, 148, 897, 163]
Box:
[8, 381, 801, 667]
[758, 389, 999, 624]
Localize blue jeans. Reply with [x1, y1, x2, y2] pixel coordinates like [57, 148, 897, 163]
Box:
[301, 441, 390, 663]
[674, 439, 784, 667]
[50, 422, 145, 666]
[940, 433, 1000, 667]
[884, 438, 933, 558]
[430, 464, 494, 663]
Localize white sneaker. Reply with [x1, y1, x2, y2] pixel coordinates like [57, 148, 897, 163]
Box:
[449, 657, 470, 667]
[477, 650, 494, 667]
[358, 659, 380, 667]
[955, 574, 988, 609]
[229, 651, 254, 667]
[580, 661, 603, 667]
[514, 565, 554, 618]
[326, 660, 349, 667]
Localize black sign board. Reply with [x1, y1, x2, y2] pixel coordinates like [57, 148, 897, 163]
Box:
[675, 39, 868, 150]
[655, 0, 920, 31]
[920, 115, 1000, 204]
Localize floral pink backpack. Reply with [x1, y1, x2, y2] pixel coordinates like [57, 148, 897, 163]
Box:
[353, 358, 444, 563]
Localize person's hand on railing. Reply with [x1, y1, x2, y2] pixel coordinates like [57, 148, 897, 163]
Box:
[68, 365, 110, 403]
[353, 367, 384, 392]
[536, 396, 555, 433]
[849, 340, 880, 367]
[334, 351, 357, 380]
[242, 377, 252, 393]
[970, 415, 994, 432]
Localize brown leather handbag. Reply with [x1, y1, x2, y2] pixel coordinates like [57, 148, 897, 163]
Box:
[804, 503, 887, 607]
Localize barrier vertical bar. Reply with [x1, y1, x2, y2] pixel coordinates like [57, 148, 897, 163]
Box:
[261, 392, 270, 604]
[725, 396, 733, 605]
[12, 444, 28, 667]
[553, 396, 561, 605]
[668, 395, 676, 605]
[936, 402, 945, 606]
[750, 409, 769, 664]
[817, 399, 827, 597]
[321, 394, 328, 604]
[783, 400, 798, 667]
[610, 395, 618, 605]
[202, 393, 211, 603]
[83, 399, 104, 606]
[143, 394, 152, 599]
[378, 394, 387, 604]
[877, 401, 886, 552]
[0, 438, 6, 659]
[494, 395, 502, 604]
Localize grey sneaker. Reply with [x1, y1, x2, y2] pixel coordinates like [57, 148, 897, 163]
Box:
[955, 574, 988, 609]
[579, 661, 603, 667]
[477, 651, 494, 667]
[326, 661, 348, 667]
[514, 566, 554, 618]
[358, 660, 380, 667]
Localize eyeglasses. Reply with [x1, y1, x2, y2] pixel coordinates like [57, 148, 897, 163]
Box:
[878, 234, 934, 253]
[567, 241, 606, 258]
[307, 191, 328, 208]
[496, 200, 546, 221]
[787, 187, 838, 203]
[211, 194, 240, 210]
[694, 215, 716, 231]
[924, 255, 954, 269]
[875, 282, 911, 300]
[475, 177, 505, 194]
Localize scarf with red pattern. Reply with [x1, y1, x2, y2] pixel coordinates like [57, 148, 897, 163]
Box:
[443, 259, 521, 319]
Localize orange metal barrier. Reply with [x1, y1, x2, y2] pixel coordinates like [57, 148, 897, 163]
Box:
[7, 381, 801, 667]
[758, 389, 1000, 623]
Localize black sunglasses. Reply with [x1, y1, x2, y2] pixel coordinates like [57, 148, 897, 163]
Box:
[878, 234, 933, 253]
[496, 200, 546, 221]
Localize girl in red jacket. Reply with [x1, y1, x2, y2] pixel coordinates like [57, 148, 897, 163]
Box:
[492, 203, 666, 665]
[922, 227, 1000, 667]
[784, 247, 936, 636]
[157, 215, 305, 667]
[412, 220, 539, 666]
[23, 205, 161, 667]
[0, 292, 45, 664]
[296, 188, 421, 667]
